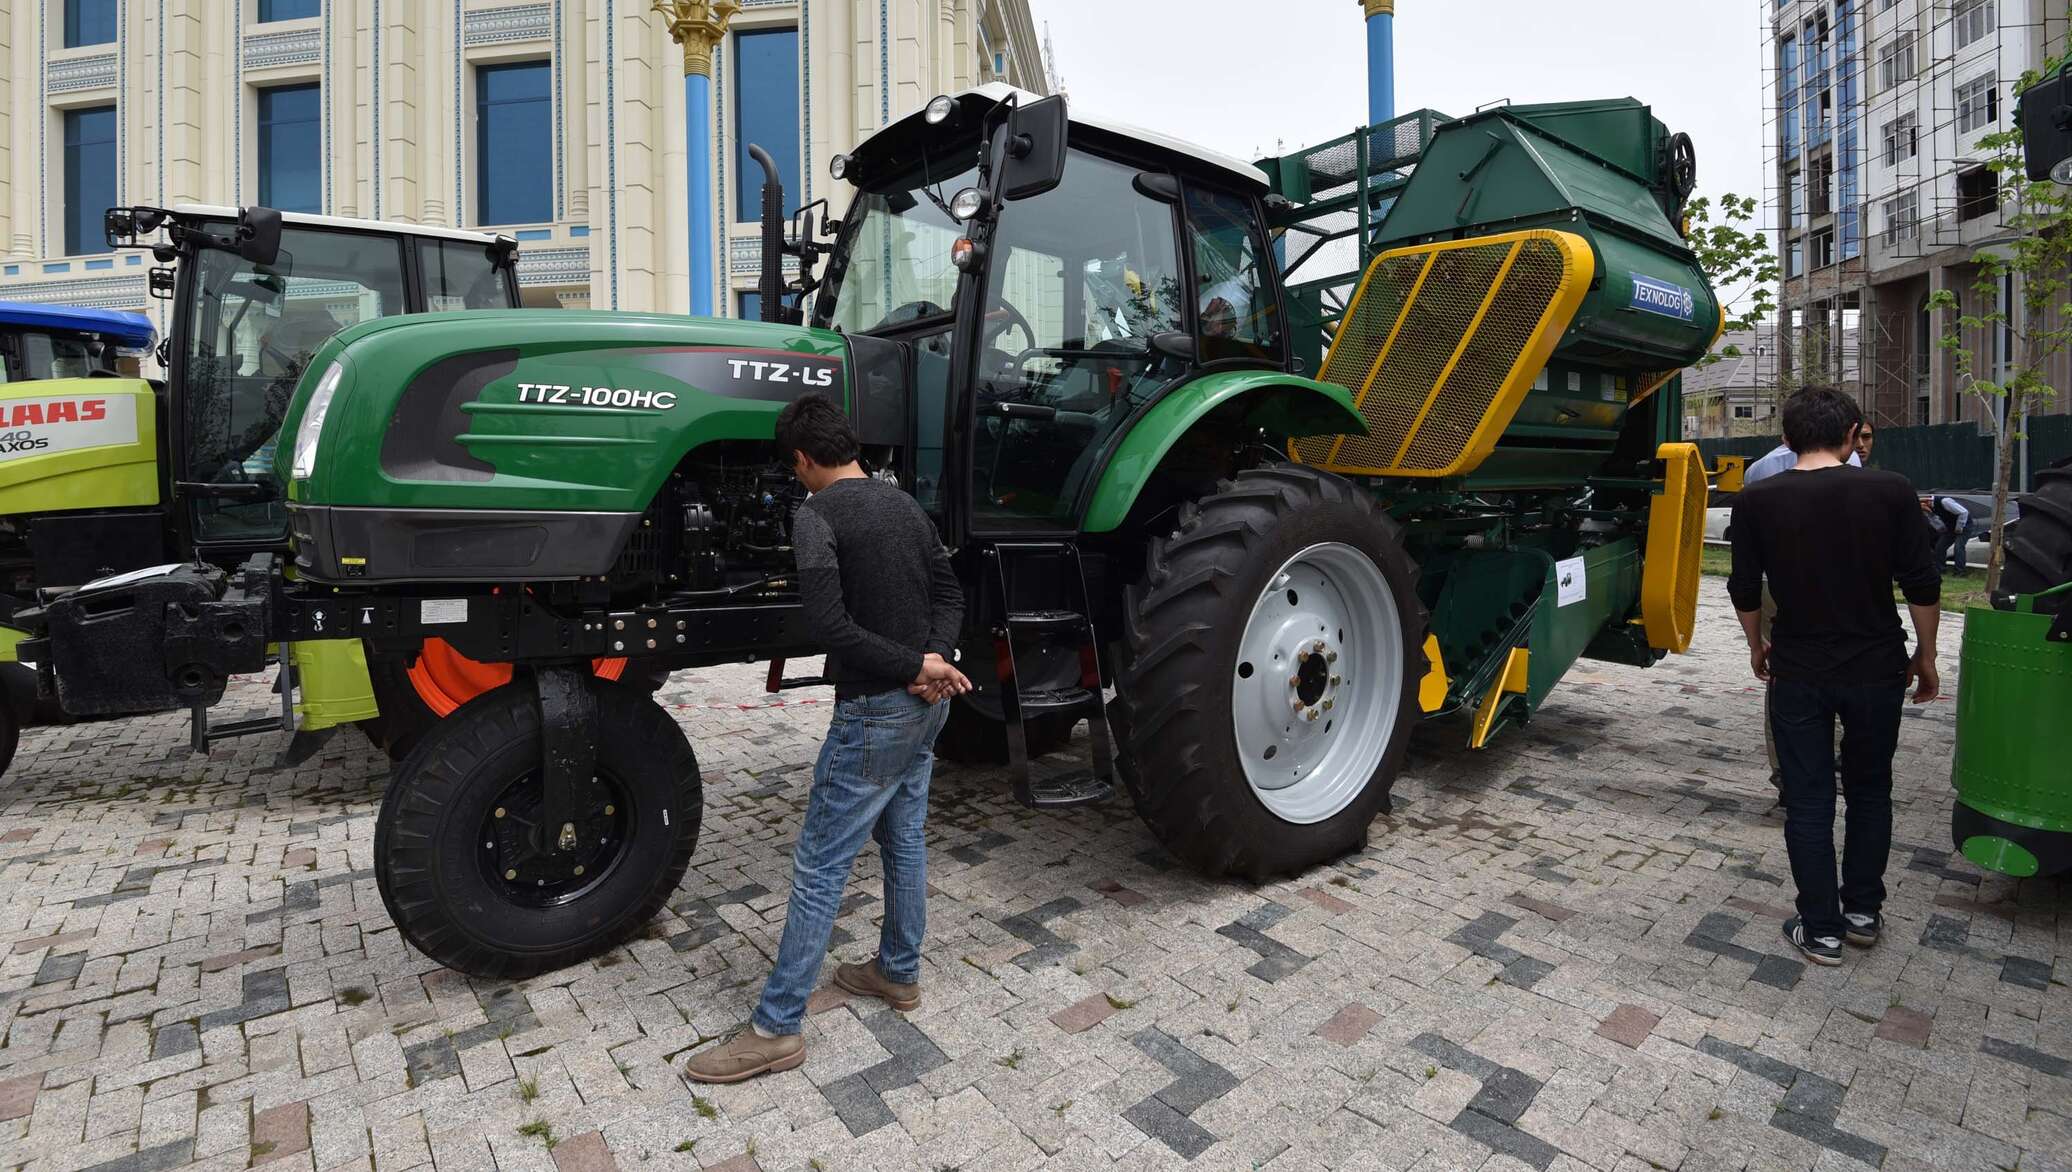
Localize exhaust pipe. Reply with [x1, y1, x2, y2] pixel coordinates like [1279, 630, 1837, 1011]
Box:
[746, 144, 788, 324]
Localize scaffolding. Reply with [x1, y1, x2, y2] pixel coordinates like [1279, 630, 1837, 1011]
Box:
[1760, 0, 2062, 431]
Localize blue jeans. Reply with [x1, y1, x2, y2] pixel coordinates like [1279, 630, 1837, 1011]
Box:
[752, 689, 949, 1036]
[1770, 678, 1903, 941]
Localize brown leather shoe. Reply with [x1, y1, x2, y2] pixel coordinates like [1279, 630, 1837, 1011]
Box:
[682, 1029, 805, 1084]
[833, 957, 921, 1010]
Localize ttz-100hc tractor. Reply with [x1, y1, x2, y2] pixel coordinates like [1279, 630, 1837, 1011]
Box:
[24, 87, 1722, 978]
[1, 205, 525, 774]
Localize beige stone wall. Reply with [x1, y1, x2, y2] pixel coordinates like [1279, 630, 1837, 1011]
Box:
[0, 0, 1046, 325]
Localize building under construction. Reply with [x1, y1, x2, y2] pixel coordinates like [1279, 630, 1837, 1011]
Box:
[1767, 0, 2071, 435]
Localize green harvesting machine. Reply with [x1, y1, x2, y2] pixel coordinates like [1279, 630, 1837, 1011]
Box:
[23, 88, 1727, 976]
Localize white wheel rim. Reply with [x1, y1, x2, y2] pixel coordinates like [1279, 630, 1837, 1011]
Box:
[1230, 541, 1404, 824]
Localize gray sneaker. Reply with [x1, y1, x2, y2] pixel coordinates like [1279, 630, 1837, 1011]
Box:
[1783, 917, 1843, 966]
[1843, 912, 1881, 947]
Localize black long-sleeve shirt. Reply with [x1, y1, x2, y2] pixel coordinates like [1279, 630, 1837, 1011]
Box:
[792, 476, 964, 700]
[1727, 465, 1941, 684]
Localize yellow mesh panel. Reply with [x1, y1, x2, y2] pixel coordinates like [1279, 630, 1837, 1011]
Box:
[1643, 443, 1706, 653]
[1401, 238, 1568, 471]
[1305, 229, 1594, 478]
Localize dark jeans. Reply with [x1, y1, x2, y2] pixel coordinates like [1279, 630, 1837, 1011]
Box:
[1769, 678, 1904, 940]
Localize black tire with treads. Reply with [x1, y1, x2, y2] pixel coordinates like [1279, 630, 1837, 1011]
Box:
[374, 680, 700, 978]
[1109, 464, 1424, 882]
[2003, 461, 2072, 612]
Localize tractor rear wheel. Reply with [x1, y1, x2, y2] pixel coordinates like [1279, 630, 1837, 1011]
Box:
[373, 679, 700, 978]
[359, 640, 656, 761]
[2003, 461, 2072, 611]
[1111, 465, 1424, 881]
[933, 697, 1076, 766]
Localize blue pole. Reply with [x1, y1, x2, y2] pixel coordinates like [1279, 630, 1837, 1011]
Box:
[1365, 2, 1395, 127]
[687, 71, 715, 317]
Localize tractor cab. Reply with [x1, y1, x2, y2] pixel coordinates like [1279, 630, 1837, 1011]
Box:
[811, 84, 1291, 545]
[0, 301, 154, 384]
[104, 204, 521, 558]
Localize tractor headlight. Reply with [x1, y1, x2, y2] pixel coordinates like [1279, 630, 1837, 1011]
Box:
[829, 153, 852, 181]
[949, 186, 987, 221]
[290, 360, 345, 480]
[924, 94, 956, 125]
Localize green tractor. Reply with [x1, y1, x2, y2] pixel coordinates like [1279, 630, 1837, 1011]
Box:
[23, 87, 1722, 978]
[0, 205, 523, 772]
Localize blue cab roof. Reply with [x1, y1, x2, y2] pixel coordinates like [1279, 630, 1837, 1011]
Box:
[0, 300, 155, 349]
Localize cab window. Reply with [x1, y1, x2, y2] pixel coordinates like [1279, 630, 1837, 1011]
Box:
[1185, 186, 1282, 364]
[420, 239, 516, 310]
[970, 150, 1184, 530]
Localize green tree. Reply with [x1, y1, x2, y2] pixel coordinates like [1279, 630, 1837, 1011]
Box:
[1684, 193, 1779, 369]
[1925, 102, 2070, 593]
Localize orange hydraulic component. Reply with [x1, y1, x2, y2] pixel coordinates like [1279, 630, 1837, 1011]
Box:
[405, 638, 628, 716]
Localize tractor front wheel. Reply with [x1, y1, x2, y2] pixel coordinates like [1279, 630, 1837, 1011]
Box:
[373, 679, 700, 978]
[1111, 465, 1424, 881]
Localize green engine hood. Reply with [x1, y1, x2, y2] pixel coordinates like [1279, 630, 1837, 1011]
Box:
[284, 310, 847, 514]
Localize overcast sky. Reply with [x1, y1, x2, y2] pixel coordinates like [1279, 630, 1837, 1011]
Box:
[1027, 0, 1768, 212]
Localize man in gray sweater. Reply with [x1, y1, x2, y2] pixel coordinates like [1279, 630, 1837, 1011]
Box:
[687, 394, 971, 1084]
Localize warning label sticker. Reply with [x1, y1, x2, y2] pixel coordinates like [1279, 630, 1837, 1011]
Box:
[0, 395, 139, 461]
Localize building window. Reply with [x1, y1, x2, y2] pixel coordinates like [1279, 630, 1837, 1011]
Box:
[733, 27, 800, 223]
[1785, 238, 1803, 278]
[1878, 31, 1914, 90]
[258, 0, 320, 21]
[1956, 73, 1998, 134]
[1808, 155, 1834, 216]
[1733, 404, 1756, 420]
[257, 84, 321, 214]
[1957, 164, 1998, 221]
[1953, 0, 1995, 50]
[63, 0, 117, 47]
[1811, 227, 1836, 269]
[1882, 113, 1918, 166]
[1882, 190, 1918, 245]
[62, 106, 117, 256]
[475, 61, 552, 226]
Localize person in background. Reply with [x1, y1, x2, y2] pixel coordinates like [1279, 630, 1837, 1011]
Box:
[685, 395, 972, 1084]
[1924, 494, 1973, 572]
[1854, 421, 1875, 467]
[1728, 387, 1941, 967]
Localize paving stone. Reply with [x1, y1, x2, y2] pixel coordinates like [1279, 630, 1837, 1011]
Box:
[2000, 955, 2053, 991]
[1295, 887, 1357, 915]
[0, 1072, 41, 1121]
[251, 1101, 310, 1166]
[1981, 1036, 2071, 1079]
[1505, 893, 1576, 922]
[1314, 1003, 1381, 1046]
[1874, 1006, 1932, 1048]
[1049, 993, 1117, 1035]
[549, 1129, 616, 1172]
[1596, 1005, 1660, 1050]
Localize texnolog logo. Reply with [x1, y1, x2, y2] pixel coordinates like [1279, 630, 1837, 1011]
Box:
[0, 395, 139, 461]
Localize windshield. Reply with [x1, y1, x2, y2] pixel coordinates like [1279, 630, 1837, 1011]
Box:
[421, 238, 518, 310]
[824, 163, 979, 335]
[3, 331, 110, 381]
[183, 225, 411, 543]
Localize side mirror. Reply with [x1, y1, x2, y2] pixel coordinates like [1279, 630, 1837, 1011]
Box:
[999, 94, 1069, 201]
[235, 206, 283, 267]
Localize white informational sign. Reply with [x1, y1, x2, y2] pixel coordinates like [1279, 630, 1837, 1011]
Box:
[0, 394, 139, 462]
[1554, 556, 1588, 608]
[420, 599, 469, 625]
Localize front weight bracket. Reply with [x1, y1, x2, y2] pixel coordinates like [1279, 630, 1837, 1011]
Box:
[533, 666, 598, 854]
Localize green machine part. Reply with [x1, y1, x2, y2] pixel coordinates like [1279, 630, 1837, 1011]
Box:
[289, 638, 381, 731]
[1950, 583, 2072, 878]
[0, 378, 159, 513]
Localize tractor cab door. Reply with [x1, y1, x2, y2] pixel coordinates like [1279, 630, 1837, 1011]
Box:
[960, 149, 1189, 536]
[173, 225, 517, 552]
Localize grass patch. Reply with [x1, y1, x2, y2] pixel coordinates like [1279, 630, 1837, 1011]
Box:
[1424, 1065, 1438, 1080]
[337, 987, 371, 1008]
[517, 1076, 539, 1104]
[1699, 545, 1988, 612]
[1103, 993, 1137, 1010]
[692, 1093, 718, 1120]
[517, 1119, 557, 1151]
[674, 1140, 697, 1154]
[995, 1048, 1025, 1070]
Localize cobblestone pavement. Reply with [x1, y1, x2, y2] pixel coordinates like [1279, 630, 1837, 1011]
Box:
[2, 591, 2066, 1172]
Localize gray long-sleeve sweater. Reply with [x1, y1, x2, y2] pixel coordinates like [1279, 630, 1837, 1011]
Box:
[791, 476, 965, 700]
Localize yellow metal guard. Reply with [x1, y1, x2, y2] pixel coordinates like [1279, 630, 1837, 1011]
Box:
[1642, 442, 1706, 653]
[1306, 229, 1595, 478]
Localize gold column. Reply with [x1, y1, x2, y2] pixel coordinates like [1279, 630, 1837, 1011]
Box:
[652, 0, 740, 79]
[1361, 0, 1395, 15]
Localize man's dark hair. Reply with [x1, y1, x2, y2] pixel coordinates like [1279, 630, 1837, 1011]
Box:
[1780, 385, 1863, 454]
[773, 394, 859, 468]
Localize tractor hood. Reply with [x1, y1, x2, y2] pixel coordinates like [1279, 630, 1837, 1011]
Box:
[281, 310, 848, 516]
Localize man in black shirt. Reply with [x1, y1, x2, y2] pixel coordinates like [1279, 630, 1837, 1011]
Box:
[687, 395, 971, 1084]
[1728, 386, 1941, 965]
